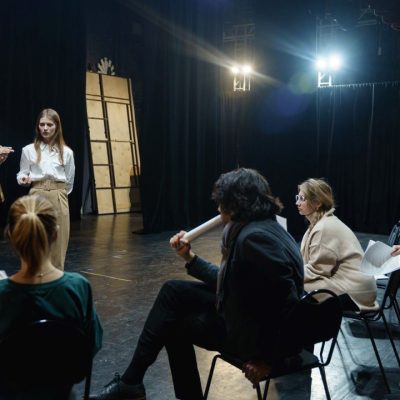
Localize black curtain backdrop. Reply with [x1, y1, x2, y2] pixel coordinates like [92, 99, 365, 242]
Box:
[316, 84, 400, 234]
[0, 0, 86, 225]
[134, 0, 224, 232]
[135, 0, 321, 234]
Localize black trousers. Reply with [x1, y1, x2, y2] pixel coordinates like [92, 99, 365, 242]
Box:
[124, 280, 227, 400]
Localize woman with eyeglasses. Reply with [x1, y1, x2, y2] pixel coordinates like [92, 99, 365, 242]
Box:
[296, 178, 377, 311]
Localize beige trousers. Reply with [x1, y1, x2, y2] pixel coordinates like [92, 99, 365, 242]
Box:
[30, 181, 70, 271]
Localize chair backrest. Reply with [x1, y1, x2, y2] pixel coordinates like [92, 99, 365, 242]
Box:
[383, 268, 400, 306]
[281, 289, 342, 362]
[0, 319, 92, 391]
[387, 220, 400, 246]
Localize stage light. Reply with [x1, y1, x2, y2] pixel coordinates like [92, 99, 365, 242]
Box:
[316, 53, 343, 87]
[315, 54, 343, 72]
[230, 63, 253, 92]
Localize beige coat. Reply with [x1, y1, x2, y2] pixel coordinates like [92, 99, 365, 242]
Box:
[301, 209, 378, 311]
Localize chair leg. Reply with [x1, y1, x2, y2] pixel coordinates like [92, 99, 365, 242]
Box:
[392, 297, 400, 324]
[363, 320, 391, 393]
[203, 354, 221, 400]
[382, 313, 400, 367]
[83, 362, 92, 400]
[83, 376, 91, 400]
[255, 383, 262, 400]
[318, 366, 331, 400]
[262, 379, 270, 400]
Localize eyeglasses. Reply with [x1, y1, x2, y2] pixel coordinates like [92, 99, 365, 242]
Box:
[295, 194, 306, 203]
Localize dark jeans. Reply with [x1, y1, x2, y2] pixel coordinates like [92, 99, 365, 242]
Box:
[123, 280, 226, 400]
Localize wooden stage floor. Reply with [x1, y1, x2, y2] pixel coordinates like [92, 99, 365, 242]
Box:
[0, 213, 399, 400]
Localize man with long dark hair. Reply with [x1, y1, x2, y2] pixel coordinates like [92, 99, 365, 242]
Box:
[91, 168, 304, 400]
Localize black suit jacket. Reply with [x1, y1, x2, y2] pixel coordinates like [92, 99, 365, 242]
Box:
[186, 217, 304, 362]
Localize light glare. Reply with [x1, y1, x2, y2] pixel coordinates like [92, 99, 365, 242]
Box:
[242, 65, 252, 74]
[329, 54, 342, 70]
[316, 58, 327, 71]
[316, 54, 343, 72]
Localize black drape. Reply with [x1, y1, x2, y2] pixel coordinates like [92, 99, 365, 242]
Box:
[316, 84, 400, 234]
[0, 0, 86, 224]
[133, 0, 224, 232]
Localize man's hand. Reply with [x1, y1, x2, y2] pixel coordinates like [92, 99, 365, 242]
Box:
[169, 231, 195, 263]
[242, 360, 272, 388]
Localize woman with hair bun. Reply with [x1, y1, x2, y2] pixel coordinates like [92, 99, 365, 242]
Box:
[296, 178, 377, 311]
[17, 108, 75, 270]
[0, 194, 102, 356]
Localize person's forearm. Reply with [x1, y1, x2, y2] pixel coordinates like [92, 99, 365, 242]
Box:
[186, 256, 219, 289]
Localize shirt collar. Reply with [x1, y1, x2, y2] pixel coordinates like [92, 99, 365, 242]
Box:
[40, 142, 59, 153]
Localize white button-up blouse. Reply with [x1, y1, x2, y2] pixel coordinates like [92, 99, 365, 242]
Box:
[17, 143, 75, 195]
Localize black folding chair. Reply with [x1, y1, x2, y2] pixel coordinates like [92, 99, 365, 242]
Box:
[0, 319, 93, 400]
[377, 220, 400, 290]
[387, 220, 400, 248]
[203, 289, 343, 400]
[343, 269, 400, 393]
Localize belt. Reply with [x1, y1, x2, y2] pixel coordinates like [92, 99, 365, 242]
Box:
[31, 180, 66, 191]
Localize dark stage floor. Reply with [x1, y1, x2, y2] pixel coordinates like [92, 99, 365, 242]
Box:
[0, 213, 399, 400]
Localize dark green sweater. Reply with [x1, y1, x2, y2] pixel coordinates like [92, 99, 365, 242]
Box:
[0, 272, 102, 355]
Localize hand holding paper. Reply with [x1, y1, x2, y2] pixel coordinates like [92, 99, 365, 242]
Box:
[182, 215, 222, 243]
[360, 241, 400, 277]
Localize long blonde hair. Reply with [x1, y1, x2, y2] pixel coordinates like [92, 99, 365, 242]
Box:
[6, 195, 57, 276]
[34, 108, 66, 165]
[298, 178, 335, 230]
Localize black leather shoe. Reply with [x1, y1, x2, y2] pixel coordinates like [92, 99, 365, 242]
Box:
[89, 373, 146, 400]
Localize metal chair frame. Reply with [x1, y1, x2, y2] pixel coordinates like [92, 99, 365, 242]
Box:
[343, 269, 400, 393]
[203, 289, 343, 400]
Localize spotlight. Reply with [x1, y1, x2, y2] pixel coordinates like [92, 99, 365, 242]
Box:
[230, 63, 253, 92]
[315, 54, 343, 72]
[315, 53, 343, 87]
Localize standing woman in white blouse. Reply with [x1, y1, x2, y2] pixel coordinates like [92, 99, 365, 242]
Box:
[17, 109, 75, 270]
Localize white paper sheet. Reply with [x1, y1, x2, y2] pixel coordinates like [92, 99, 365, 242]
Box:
[182, 215, 223, 243]
[276, 215, 287, 231]
[360, 241, 400, 277]
[0, 270, 8, 280]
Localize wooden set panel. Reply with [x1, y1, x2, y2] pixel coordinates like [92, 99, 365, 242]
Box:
[86, 73, 101, 96]
[102, 75, 129, 99]
[90, 142, 108, 165]
[86, 72, 141, 214]
[95, 190, 114, 214]
[111, 142, 132, 187]
[107, 103, 130, 141]
[114, 188, 131, 213]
